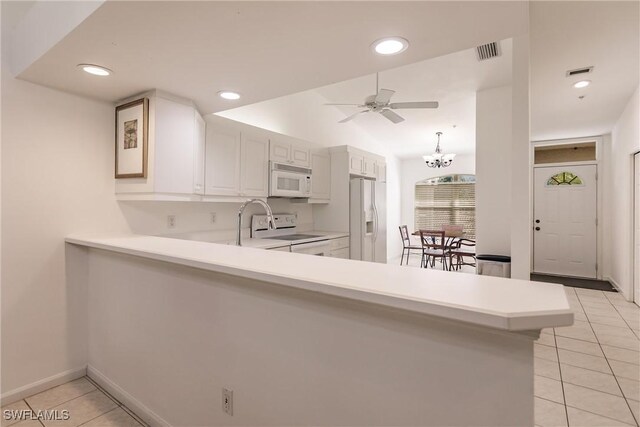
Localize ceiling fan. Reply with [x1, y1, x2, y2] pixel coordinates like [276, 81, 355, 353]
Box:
[325, 73, 439, 124]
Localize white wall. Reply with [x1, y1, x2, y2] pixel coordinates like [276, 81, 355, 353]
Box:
[605, 86, 639, 299]
[399, 155, 476, 235]
[217, 90, 404, 259]
[475, 85, 513, 257]
[82, 248, 534, 426]
[0, 71, 313, 397]
[1, 67, 129, 394]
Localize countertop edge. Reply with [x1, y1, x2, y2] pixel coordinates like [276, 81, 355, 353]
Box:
[65, 235, 574, 333]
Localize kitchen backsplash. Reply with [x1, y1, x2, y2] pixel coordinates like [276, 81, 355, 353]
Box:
[118, 199, 314, 238]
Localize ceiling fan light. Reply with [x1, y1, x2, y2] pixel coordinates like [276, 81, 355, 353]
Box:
[372, 37, 409, 55]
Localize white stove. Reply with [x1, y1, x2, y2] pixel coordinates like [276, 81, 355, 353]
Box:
[251, 214, 330, 256]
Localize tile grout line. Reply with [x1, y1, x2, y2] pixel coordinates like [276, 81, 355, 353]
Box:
[83, 376, 147, 426]
[609, 300, 640, 340]
[575, 291, 640, 427]
[21, 398, 46, 427]
[76, 406, 121, 427]
[551, 324, 570, 427]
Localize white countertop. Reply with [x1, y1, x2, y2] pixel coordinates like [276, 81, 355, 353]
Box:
[65, 233, 573, 332]
[161, 230, 349, 249]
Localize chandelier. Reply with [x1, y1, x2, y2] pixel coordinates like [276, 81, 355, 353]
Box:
[423, 132, 456, 168]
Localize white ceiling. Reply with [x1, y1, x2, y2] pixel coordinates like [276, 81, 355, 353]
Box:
[530, 1, 639, 141]
[4, 1, 637, 155]
[6, 1, 528, 114]
[221, 40, 513, 159]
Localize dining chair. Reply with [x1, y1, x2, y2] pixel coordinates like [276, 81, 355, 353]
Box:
[399, 225, 422, 266]
[449, 239, 476, 271]
[419, 230, 449, 270]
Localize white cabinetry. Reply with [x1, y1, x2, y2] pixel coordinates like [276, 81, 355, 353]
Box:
[204, 116, 270, 199]
[375, 160, 387, 183]
[205, 124, 241, 196]
[347, 148, 384, 180]
[240, 131, 270, 197]
[329, 236, 350, 259]
[311, 151, 331, 202]
[270, 138, 311, 168]
[115, 90, 205, 200]
[348, 153, 364, 175]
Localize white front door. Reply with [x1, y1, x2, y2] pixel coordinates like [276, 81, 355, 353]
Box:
[534, 165, 597, 278]
[634, 153, 640, 305]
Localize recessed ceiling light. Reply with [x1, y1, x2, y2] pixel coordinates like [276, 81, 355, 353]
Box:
[371, 37, 409, 56]
[78, 64, 112, 76]
[573, 80, 591, 89]
[218, 91, 241, 100]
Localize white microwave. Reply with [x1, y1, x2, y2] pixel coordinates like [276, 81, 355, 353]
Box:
[269, 162, 312, 198]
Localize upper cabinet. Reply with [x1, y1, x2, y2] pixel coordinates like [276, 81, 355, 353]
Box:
[115, 90, 205, 200]
[310, 151, 331, 202]
[375, 160, 387, 183]
[205, 116, 269, 198]
[115, 91, 326, 202]
[346, 148, 384, 180]
[270, 138, 311, 168]
[240, 131, 270, 197]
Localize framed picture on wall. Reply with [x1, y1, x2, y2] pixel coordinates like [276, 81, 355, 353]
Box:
[115, 98, 148, 178]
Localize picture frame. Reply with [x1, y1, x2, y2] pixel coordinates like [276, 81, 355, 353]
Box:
[115, 98, 149, 178]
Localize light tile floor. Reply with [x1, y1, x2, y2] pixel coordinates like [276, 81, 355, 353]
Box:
[1, 377, 146, 427]
[535, 287, 640, 427]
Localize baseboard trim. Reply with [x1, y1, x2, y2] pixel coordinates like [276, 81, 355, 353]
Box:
[87, 365, 171, 427]
[605, 276, 631, 300]
[1, 366, 87, 406]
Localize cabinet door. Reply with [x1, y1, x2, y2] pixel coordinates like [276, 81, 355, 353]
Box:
[291, 144, 311, 168]
[311, 152, 331, 200]
[270, 140, 291, 164]
[363, 157, 375, 177]
[375, 161, 386, 183]
[349, 154, 364, 175]
[330, 247, 350, 259]
[240, 132, 269, 197]
[154, 97, 196, 194]
[193, 112, 206, 195]
[205, 125, 241, 196]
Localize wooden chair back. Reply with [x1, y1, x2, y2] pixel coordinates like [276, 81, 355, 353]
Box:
[419, 230, 446, 250]
[399, 225, 411, 247]
[452, 238, 476, 254]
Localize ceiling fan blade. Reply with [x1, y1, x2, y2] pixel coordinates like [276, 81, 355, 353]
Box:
[380, 109, 405, 124]
[375, 89, 395, 104]
[389, 101, 439, 109]
[339, 110, 369, 123]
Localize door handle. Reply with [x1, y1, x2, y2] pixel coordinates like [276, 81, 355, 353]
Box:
[535, 227, 541, 231]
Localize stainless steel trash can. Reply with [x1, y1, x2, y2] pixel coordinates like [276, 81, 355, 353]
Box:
[476, 255, 511, 278]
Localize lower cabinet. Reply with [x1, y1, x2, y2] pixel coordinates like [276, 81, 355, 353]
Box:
[329, 236, 350, 259]
[330, 247, 350, 259]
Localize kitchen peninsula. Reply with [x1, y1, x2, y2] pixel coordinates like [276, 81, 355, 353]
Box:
[66, 233, 573, 427]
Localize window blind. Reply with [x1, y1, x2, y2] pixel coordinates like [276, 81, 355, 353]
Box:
[414, 183, 476, 237]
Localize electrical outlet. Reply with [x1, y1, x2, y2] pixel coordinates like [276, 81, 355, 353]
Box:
[222, 388, 233, 416]
[210, 212, 217, 224]
[167, 215, 176, 229]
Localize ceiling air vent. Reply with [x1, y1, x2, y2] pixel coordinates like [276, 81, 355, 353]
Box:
[476, 42, 501, 61]
[566, 66, 594, 77]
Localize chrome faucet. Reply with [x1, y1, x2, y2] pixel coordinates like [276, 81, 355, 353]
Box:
[237, 199, 276, 246]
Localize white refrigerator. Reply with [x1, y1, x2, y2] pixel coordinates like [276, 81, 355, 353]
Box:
[350, 178, 387, 263]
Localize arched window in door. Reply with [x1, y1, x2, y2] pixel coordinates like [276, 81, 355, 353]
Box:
[414, 174, 476, 237]
[546, 171, 584, 186]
